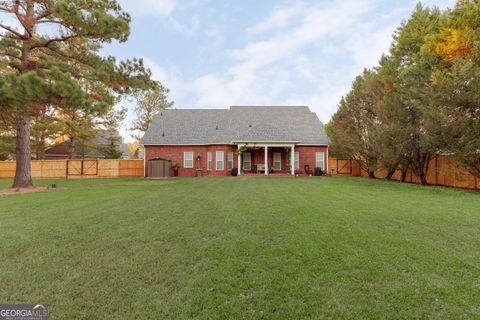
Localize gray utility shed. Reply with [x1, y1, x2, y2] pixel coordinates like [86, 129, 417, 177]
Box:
[148, 158, 172, 178]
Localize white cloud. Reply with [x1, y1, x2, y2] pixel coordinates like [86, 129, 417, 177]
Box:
[231, 0, 372, 73]
[183, 0, 380, 119]
[204, 26, 223, 45]
[169, 15, 200, 36]
[417, 0, 455, 9]
[119, 0, 176, 16]
[142, 57, 187, 101]
[127, 0, 458, 130]
[246, 3, 305, 34]
[293, 55, 317, 83]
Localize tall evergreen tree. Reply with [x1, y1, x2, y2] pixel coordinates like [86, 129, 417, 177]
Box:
[388, 4, 443, 184]
[426, 0, 480, 178]
[328, 69, 382, 178]
[0, 0, 154, 187]
[374, 56, 411, 180]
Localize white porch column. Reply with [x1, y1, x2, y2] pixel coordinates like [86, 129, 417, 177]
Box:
[291, 145, 295, 175]
[237, 145, 242, 176]
[264, 146, 269, 175]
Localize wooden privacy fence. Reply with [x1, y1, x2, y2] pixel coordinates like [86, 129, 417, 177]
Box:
[329, 156, 480, 190]
[1, 157, 478, 189]
[0, 159, 144, 179]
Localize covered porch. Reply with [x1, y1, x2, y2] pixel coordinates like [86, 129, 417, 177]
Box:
[234, 142, 298, 176]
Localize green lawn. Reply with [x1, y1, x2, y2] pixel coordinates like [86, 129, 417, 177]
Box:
[0, 177, 479, 319]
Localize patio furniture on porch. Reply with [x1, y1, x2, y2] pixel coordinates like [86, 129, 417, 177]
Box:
[251, 164, 258, 174]
[257, 164, 265, 173]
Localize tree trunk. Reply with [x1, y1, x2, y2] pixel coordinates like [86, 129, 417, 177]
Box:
[400, 169, 407, 183]
[68, 138, 75, 159]
[417, 164, 429, 185]
[368, 171, 375, 179]
[411, 153, 431, 185]
[12, 115, 33, 188]
[35, 130, 46, 160]
[385, 169, 396, 180]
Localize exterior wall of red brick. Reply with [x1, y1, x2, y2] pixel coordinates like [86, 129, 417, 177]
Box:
[145, 145, 238, 177]
[295, 146, 328, 174]
[144, 145, 328, 177]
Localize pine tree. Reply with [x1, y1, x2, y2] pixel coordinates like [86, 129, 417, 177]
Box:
[0, 0, 154, 187]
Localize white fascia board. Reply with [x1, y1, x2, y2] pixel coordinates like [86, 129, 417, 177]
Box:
[142, 143, 234, 146]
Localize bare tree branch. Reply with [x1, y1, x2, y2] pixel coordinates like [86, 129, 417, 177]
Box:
[0, 22, 25, 39]
[31, 32, 100, 49]
[12, 0, 32, 37]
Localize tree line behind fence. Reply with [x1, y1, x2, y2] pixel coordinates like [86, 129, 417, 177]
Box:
[328, 157, 479, 190]
[326, 2, 480, 185]
[0, 157, 478, 190]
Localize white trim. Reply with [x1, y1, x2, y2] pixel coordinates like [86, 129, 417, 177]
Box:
[142, 143, 329, 146]
[236, 143, 295, 148]
[237, 145, 242, 175]
[232, 140, 299, 144]
[143, 143, 234, 146]
[216, 151, 224, 171]
[264, 146, 269, 175]
[184, 151, 194, 168]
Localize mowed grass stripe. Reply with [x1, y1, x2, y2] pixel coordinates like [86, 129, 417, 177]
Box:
[0, 177, 479, 319]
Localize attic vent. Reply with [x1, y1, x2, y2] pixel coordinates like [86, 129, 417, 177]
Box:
[162, 132, 165, 137]
[216, 125, 219, 130]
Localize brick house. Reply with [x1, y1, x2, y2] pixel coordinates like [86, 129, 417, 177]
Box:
[141, 106, 329, 177]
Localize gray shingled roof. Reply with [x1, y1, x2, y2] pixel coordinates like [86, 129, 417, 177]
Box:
[141, 106, 329, 145]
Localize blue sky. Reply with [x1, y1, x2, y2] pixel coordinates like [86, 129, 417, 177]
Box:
[107, 0, 454, 140]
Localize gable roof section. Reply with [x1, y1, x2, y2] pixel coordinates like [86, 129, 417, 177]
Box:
[141, 106, 329, 145]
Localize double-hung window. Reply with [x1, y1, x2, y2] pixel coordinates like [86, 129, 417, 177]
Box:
[216, 151, 224, 171]
[184, 151, 194, 168]
[316, 152, 325, 170]
[227, 151, 234, 170]
[243, 152, 251, 170]
[294, 152, 299, 170]
[273, 152, 281, 170]
[207, 152, 212, 170]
